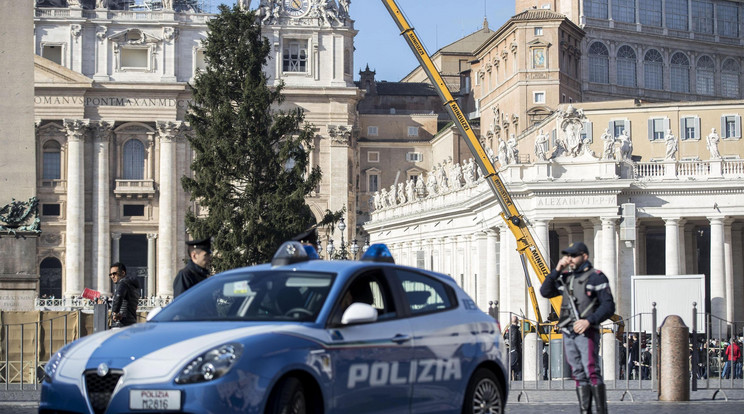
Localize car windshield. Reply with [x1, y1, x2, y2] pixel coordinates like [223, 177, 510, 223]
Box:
[152, 270, 335, 322]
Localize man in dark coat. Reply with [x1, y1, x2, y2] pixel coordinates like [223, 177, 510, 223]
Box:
[109, 262, 140, 327]
[173, 237, 212, 298]
[504, 315, 522, 380]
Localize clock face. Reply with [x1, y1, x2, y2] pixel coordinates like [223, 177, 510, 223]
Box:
[284, 0, 310, 17]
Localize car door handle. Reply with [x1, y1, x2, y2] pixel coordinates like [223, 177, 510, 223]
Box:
[391, 334, 412, 344]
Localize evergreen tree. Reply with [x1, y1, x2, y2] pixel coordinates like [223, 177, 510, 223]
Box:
[183, 5, 322, 270]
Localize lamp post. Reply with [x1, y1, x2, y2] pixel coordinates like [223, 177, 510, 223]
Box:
[326, 238, 335, 260]
[337, 218, 349, 259]
[351, 239, 359, 259]
[363, 238, 370, 253]
[317, 239, 323, 259]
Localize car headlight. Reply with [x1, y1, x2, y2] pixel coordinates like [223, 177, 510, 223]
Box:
[175, 343, 243, 384]
[44, 344, 72, 382]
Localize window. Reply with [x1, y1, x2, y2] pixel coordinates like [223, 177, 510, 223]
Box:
[588, 42, 609, 84]
[42, 140, 61, 180]
[533, 91, 546, 104]
[42, 204, 61, 216]
[691, 1, 714, 34]
[39, 257, 62, 299]
[581, 121, 593, 143]
[282, 39, 308, 73]
[648, 118, 668, 141]
[406, 152, 423, 162]
[721, 115, 742, 139]
[696, 56, 715, 95]
[394, 269, 456, 315]
[367, 173, 380, 193]
[680, 116, 700, 140]
[122, 139, 145, 180]
[616, 45, 637, 87]
[534, 27, 543, 36]
[610, 119, 630, 138]
[337, 272, 397, 322]
[639, 0, 662, 26]
[717, 3, 739, 38]
[367, 151, 380, 162]
[407, 126, 419, 137]
[612, 0, 635, 23]
[585, 0, 608, 19]
[367, 126, 378, 136]
[667, 0, 688, 30]
[42, 44, 63, 65]
[195, 49, 207, 72]
[121, 48, 149, 69]
[123, 205, 145, 217]
[670, 52, 690, 93]
[644, 49, 664, 90]
[722, 59, 741, 98]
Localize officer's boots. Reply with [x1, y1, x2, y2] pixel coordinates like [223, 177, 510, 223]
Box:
[591, 383, 608, 414]
[576, 385, 592, 414]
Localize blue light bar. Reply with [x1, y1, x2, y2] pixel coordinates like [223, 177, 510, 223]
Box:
[272, 241, 317, 266]
[360, 243, 395, 264]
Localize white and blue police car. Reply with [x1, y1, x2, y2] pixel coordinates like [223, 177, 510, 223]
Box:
[40, 243, 508, 414]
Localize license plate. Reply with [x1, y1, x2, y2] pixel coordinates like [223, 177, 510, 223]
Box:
[129, 389, 181, 411]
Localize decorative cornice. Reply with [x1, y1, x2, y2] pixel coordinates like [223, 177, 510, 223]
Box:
[62, 118, 89, 141]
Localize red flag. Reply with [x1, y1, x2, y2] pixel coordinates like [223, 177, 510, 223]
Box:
[82, 288, 101, 300]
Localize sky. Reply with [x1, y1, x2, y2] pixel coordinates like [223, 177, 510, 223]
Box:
[206, 1, 516, 82]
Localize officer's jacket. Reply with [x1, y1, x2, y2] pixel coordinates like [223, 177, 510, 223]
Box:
[173, 260, 209, 298]
[539, 260, 615, 328]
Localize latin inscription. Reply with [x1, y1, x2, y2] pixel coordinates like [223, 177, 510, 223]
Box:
[35, 96, 193, 108]
[536, 195, 615, 207]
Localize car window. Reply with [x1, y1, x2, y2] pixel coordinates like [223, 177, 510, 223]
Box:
[394, 269, 456, 315]
[152, 271, 334, 322]
[333, 271, 396, 324]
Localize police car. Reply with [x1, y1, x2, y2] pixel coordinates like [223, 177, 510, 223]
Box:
[40, 243, 508, 414]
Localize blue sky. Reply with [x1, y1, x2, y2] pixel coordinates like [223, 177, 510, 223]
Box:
[208, 1, 516, 82]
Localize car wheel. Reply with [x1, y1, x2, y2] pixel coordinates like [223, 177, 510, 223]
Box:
[267, 376, 307, 414]
[462, 368, 504, 414]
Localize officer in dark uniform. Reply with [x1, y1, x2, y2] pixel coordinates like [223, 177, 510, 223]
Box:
[540, 242, 615, 414]
[173, 237, 212, 298]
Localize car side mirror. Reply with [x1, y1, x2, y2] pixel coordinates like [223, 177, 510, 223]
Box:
[341, 302, 378, 325]
[146, 307, 162, 321]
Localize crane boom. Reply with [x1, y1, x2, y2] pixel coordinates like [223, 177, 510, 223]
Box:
[381, 0, 562, 330]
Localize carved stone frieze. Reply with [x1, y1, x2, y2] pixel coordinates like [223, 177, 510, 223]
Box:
[328, 124, 352, 146]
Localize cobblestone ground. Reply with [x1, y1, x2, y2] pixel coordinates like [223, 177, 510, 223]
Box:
[3, 401, 744, 413]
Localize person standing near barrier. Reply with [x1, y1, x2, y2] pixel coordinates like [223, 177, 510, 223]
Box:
[173, 237, 212, 298]
[722, 338, 740, 379]
[540, 241, 616, 414]
[109, 262, 140, 327]
[504, 315, 523, 380]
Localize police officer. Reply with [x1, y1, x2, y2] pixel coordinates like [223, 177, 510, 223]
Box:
[173, 237, 212, 298]
[109, 262, 140, 327]
[540, 242, 615, 414]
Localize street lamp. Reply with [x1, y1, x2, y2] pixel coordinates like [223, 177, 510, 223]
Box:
[337, 217, 349, 260]
[326, 238, 335, 260]
[316, 239, 323, 259]
[362, 238, 370, 253]
[351, 239, 359, 259]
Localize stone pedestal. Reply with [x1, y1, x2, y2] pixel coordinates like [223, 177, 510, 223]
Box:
[522, 333, 541, 381]
[659, 315, 689, 401]
[0, 236, 39, 311]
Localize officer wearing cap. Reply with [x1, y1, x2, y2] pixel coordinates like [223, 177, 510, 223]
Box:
[173, 237, 212, 298]
[540, 241, 615, 414]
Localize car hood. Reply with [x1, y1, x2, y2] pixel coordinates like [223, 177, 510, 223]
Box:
[56, 322, 299, 384]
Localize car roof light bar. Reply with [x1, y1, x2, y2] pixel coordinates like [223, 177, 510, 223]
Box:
[360, 243, 395, 264]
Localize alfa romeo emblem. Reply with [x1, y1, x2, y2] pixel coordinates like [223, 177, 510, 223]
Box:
[97, 363, 109, 377]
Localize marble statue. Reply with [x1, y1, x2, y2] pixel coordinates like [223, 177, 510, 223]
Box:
[601, 128, 615, 160]
[534, 129, 549, 161]
[506, 134, 519, 164]
[706, 127, 721, 159]
[664, 129, 678, 160]
[497, 138, 508, 166]
[372, 190, 381, 210]
[405, 179, 415, 202]
[559, 105, 586, 157]
[415, 174, 426, 197]
[315, 0, 343, 26]
[463, 158, 476, 185]
[615, 129, 633, 161]
[397, 182, 406, 204]
[450, 162, 463, 189]
[388, 184, 397, 206]
[426, 171, 438, 196]
[378, 187, 389, 208]
[436, 163, 448, 193]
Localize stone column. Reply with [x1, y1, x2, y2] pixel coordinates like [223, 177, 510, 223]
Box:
[724, 220, 734, 323]
[593, 220, 603, 268]
[111, 232, 121, 264]
[601, 217, 617, 295]
[92, 121, 113, 295]
[486, 229, 499, 307]
[63, 119, 88, 298]
[664, 217, 681, 275]
[156, 121, 181, 297]
[498, 224, 509, 319]
[147, 233, 157, 298]
[733, 224, 744, 322]
[531, 219, 551, 319]
[709, 217, 726, 338]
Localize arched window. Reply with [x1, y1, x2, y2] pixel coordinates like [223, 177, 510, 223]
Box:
[585, 0, 608, 19]
[616, 45, 637, 87]
[670, 52, 690, 93]
[721, 58, 740, 98]
[39, 257, 62, 299]
[123, 139, 145, 180]
[42, 140, 61, 180]
[644, 49, 663, 90]
[696, 56, 715, 95]
[588, 42, 609, 84]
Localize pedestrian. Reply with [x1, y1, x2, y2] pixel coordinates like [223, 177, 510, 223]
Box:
[542, 347, 550, 380]
[173, 236, 212, 298]
[540, 241, 615, 414]
[640, 344, 651, 380]
[618, 340, 627, 380]
[504, 315, 522, 381]
[627, 334, 640, 380]
[735, 339, 743, 379]
[722, 338, 741, 379]
[109, 262, 140, 327]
